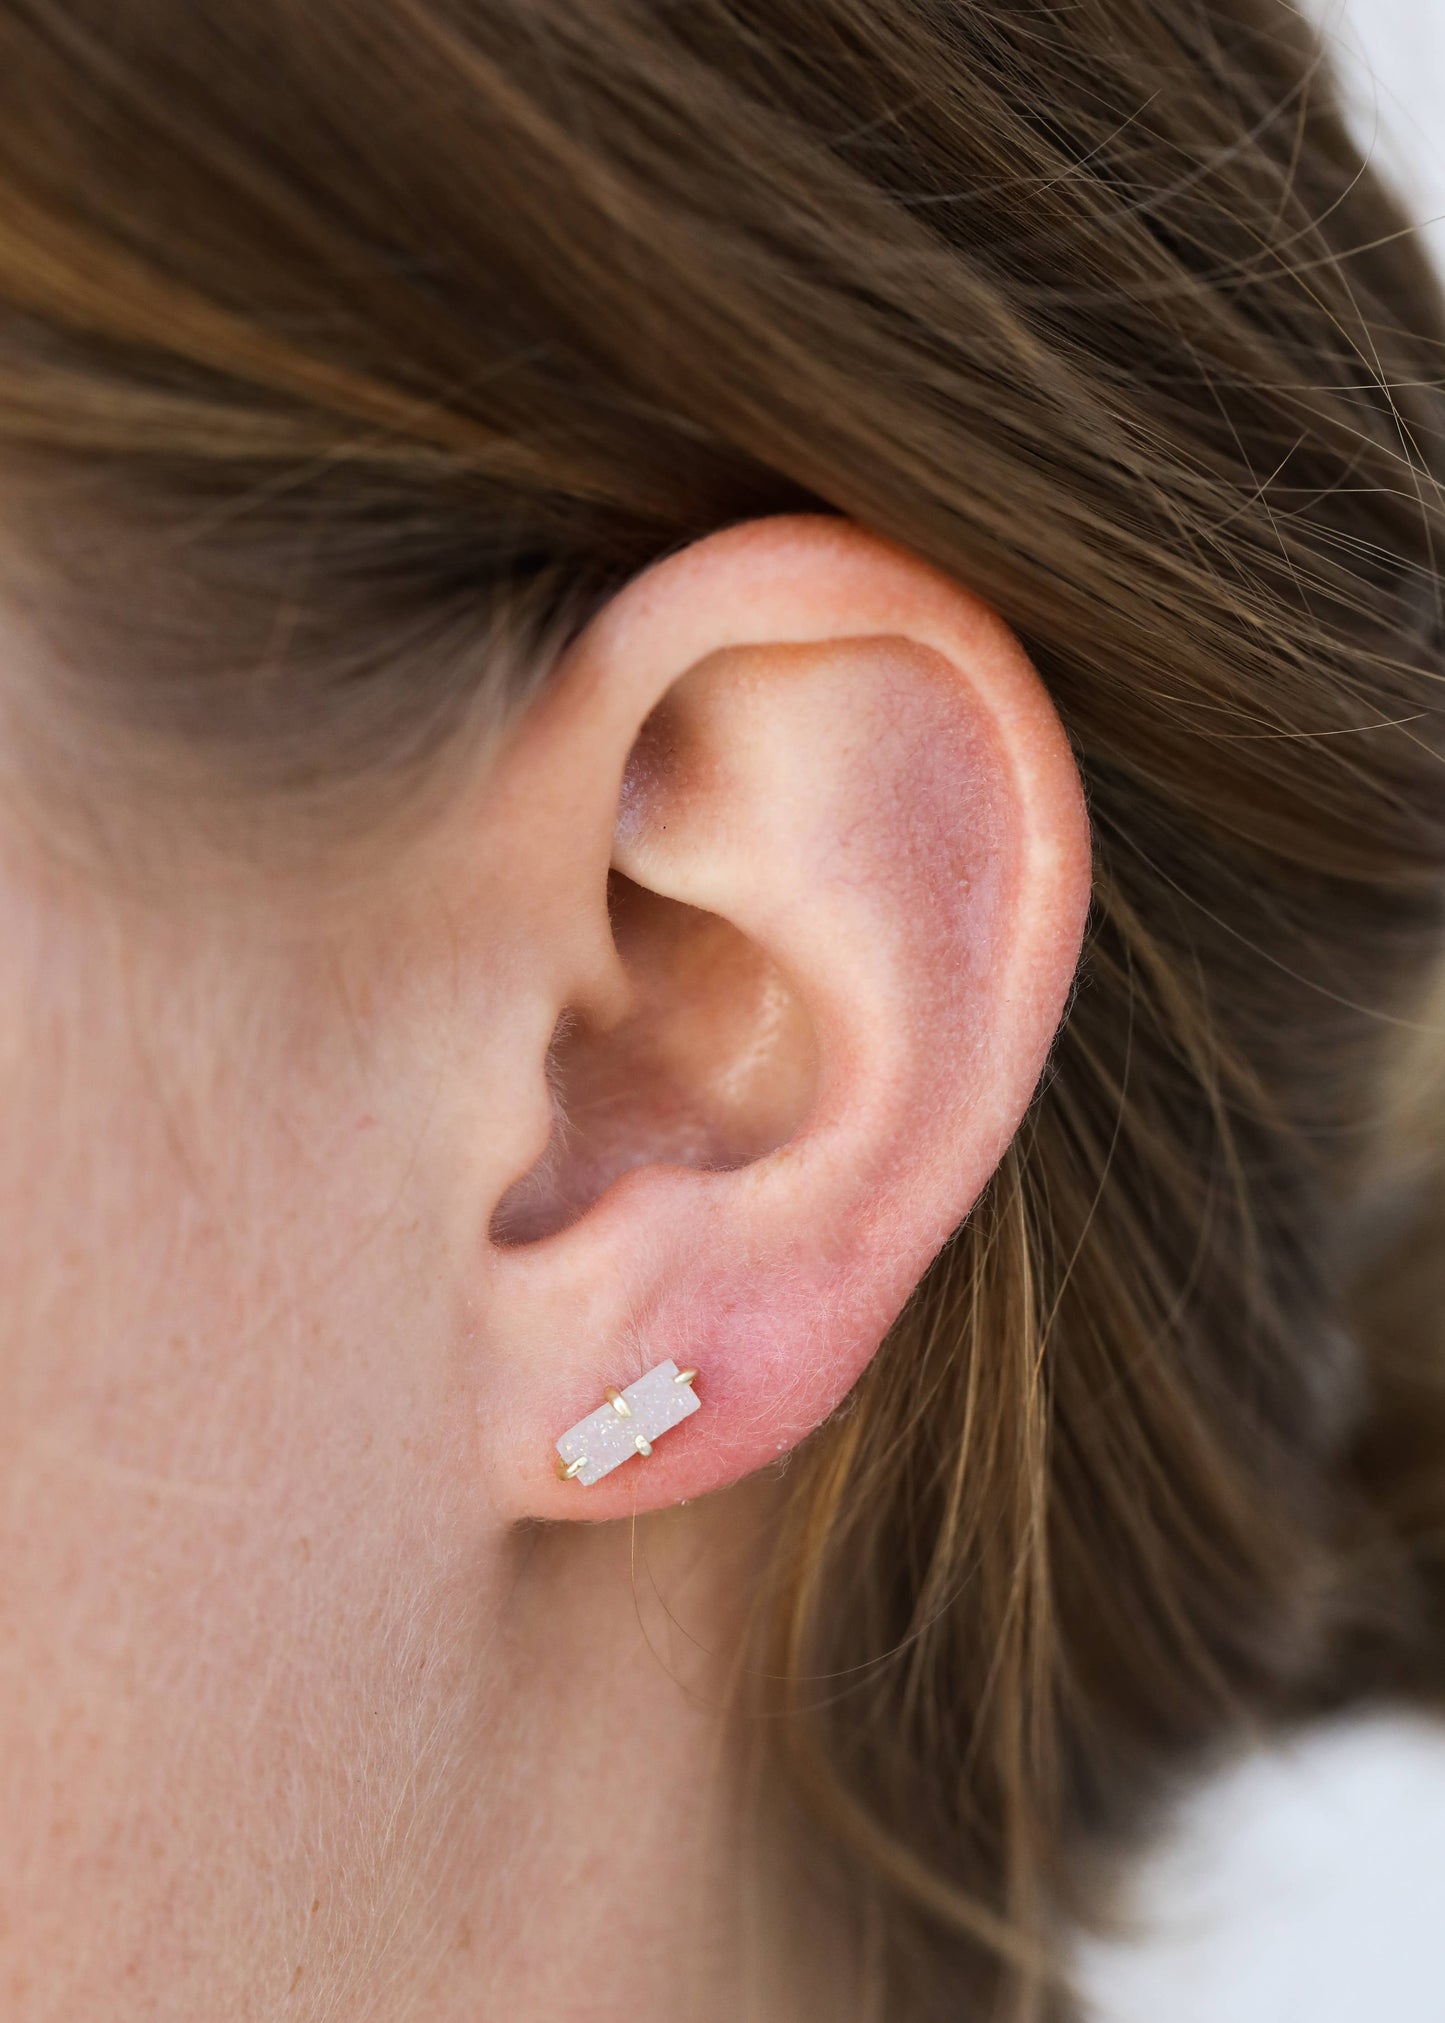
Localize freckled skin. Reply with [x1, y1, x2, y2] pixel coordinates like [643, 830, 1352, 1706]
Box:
[0, 515, 1088, 2021]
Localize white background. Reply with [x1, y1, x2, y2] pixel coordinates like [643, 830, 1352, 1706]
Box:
[1076, 1713, 1445, 2020]
[1316, 0, 1445, 268]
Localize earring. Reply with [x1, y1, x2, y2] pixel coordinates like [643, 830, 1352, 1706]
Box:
[554, 1359, 700, 1486]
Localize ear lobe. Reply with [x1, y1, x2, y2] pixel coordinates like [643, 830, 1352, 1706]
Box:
[482, 517, 1090, 1520]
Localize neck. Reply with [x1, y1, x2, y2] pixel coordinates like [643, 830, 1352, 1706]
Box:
[417, 1473, 840, 2023]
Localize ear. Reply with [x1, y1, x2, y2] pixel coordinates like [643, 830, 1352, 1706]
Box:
[477, 515, 1090, 1520]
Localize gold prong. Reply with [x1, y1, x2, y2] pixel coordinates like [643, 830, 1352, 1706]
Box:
[604, 1386, 632, 1418]
[674, 1367, 698, 1387]
[633, 1434, 653, 1457]
[556, 1455, 586, 1481]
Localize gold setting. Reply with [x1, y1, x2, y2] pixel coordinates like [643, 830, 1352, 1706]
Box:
[556, 1361, 701, 1487]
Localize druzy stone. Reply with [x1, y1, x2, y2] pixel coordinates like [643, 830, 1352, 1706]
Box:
[554, 1359, 700, 1486]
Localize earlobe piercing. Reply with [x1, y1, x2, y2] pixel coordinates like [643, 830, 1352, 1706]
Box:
[554, 1360, 701, 1486]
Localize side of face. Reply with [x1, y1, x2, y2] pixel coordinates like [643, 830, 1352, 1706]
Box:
[0, 516, 1090, 2018]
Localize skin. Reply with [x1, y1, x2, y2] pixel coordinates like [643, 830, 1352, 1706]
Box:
[0, 516, 1090, 2021]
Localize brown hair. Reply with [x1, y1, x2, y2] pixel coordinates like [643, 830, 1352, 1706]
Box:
[2, 0, 1445, 2015]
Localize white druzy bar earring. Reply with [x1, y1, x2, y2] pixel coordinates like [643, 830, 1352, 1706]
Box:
[554, 1360, 700, 1486]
